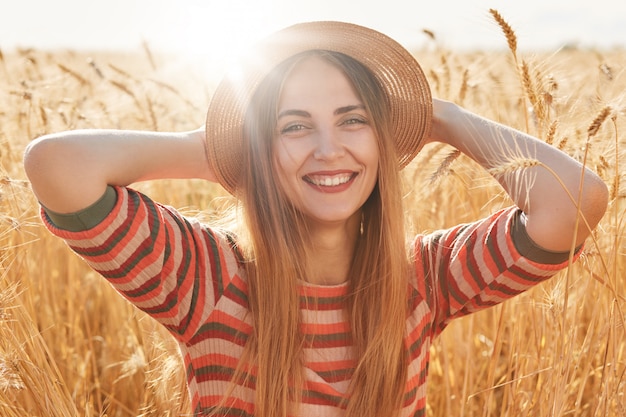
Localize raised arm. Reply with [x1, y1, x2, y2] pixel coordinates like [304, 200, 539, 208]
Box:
[23, 127, 214, 214]
[429, 99, 608, 252]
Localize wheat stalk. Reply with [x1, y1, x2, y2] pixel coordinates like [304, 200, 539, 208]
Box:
[520, 61, 544, 125]
[611, 116, 620, 201]
[56, 63, 89, 86]
[545, 120, 558, 145]
[142, 40, 157, 71]
[146, 96, 158, 131]
[599, 63, 613, 81]
[108, 79, 142, 109]
[146, 78, 199, 110]
[440, 53, 451, 98]
[86, 57, 105, 79]
[587, 106, 612, 138]
[487, 157, 541, 178]
[458, 69, 469, 105]
[0, 47, 9, 82]
[429, 149, 461, 185]
[489, 9, 518, 62]
[107, 63, 137, 80]
[422, 29, 436, 41]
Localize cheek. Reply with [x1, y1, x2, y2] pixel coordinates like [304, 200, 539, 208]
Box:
[272, 156, 306, 208]
[273, 143, 300, 195]
[363, 139, 381, 191]
[361, 136, 380, 172]
[273, 139, 306, 178]
[368, 144, 380, 167]
[273, 142, 290, 179]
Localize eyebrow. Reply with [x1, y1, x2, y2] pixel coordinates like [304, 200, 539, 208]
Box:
[334, 104, 366, 115]
[277, 109, 310, 119]
[277, 104, 366, 119]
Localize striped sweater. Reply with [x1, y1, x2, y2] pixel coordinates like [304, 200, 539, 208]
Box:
[42, 186, 579, 416]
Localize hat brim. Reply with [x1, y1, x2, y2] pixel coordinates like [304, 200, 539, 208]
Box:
[205, 21, 432, 194]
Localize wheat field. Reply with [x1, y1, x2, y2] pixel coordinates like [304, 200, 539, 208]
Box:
[1, 13, 625, 417]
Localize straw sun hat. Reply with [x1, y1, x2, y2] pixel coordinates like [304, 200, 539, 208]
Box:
[205, 21, 432, 194]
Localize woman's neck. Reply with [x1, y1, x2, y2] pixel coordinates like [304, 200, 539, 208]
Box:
[306, 212, 361, 286]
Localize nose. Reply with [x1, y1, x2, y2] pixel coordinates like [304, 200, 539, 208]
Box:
[313, 128, 346, 161]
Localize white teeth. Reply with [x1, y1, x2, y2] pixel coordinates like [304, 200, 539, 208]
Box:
[309, 174, 352, 186]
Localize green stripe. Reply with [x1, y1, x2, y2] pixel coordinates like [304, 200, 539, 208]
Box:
[43, 185, 117, 232]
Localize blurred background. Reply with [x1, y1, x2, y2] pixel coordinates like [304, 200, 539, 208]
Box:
[2, 0, 625, 60]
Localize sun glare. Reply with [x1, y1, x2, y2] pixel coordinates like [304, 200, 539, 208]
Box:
[160, 1, 275, 69]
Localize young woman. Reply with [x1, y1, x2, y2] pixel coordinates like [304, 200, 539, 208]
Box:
[23, 21, 608, 417]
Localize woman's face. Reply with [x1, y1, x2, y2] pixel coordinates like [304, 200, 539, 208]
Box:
[273, 55, 379, 227]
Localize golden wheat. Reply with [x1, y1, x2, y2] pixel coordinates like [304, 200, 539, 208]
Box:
[588, 106, 612, 138]
[458, 69, 469, 105]
[545, 120, 558, 145]
[56, 63, 89, 86]
[486, 157, 542, 178]
[429, 149, 461, 185]
[489, 9, 518, 62]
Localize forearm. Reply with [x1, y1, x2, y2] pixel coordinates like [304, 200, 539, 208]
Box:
[429, 99, 608, 251]
[23, 128, 214, 213]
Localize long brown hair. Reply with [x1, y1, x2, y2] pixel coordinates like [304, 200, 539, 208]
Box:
[229, 50, 411, 417]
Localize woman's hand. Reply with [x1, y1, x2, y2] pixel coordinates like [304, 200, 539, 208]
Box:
[427, 98, 608, 252]
[23, 127, 216, 214]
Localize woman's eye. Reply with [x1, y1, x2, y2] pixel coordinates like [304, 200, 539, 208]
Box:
[280, 124, 306, 134]
[343, 116, 368, 126]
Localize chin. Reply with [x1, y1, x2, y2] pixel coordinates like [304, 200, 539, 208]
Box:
[306, 208, 362, 226]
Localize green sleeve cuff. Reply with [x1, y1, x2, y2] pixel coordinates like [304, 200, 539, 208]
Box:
[42, 186, 117, 232]
[511, 210, 582, 265]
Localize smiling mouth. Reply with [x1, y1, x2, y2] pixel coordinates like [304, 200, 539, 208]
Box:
[304, 173, 356, 187]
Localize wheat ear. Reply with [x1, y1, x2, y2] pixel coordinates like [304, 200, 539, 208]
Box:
[429, 149, 461, 184]
[487, 157, 542, 178]
[587, 106, 612, 138]
[489, 9, 518, 63]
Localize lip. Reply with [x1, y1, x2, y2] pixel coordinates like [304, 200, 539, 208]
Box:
[303, 170, 358, 193]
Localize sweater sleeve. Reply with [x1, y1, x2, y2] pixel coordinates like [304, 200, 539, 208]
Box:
[41, 185, 244, 343]
[412, 207, 582, 336]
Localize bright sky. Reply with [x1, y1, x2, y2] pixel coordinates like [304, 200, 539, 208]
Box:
[2, 0, 625, 61]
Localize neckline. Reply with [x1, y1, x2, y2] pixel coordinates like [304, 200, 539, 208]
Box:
[298, 279, 349, 298]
